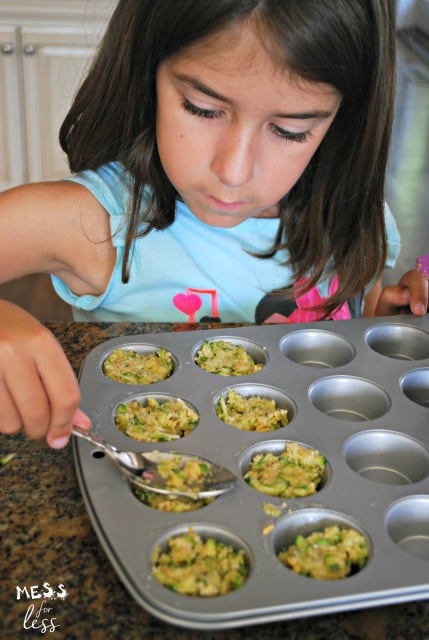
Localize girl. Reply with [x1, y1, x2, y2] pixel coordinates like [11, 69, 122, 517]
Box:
[0, 0, 427, 448]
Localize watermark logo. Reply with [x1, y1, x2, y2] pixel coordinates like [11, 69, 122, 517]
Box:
[16, 582, 68, 634]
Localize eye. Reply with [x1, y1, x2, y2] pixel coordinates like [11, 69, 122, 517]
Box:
[270, 123, 310, 143]
[181, 97, 223, 120]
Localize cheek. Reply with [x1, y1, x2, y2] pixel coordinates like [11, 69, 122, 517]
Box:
[156, 114, 185, 181]
[159, 129, 213, 192]
[265, 147, 315, 197]
[158, 108, 199, 158]
[157, 142, 183, 188]
[157, 128, 203, 196]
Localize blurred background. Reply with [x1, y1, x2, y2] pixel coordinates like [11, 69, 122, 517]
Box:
[385, 0, 429, 284]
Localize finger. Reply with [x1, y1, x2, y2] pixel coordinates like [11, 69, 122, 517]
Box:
[33, 345, 81, 448]
[399, 269, 428, 315]
[374, 284, 411, 316]
[3, 358, 52, 440]
[43, 380, 80, 449]
[72, 408, 92, 430]
[0, 383, 23, 435]
[47, 407, 92, 450]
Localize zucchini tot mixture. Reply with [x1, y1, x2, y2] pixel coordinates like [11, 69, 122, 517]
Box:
[152, 528, 249, 596]
[134, 456, 214, 512]
[216, 389, 288, 432]
[115, 397, 198, 442]
[278, 525, 370, 580]
[244, 442, 325, 498]
[194, 340, 264, 376]
[103, 347, 174, 384]
[134, 489, 212, 512]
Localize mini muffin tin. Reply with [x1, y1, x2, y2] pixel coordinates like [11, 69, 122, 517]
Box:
[74, 315, 429, 629]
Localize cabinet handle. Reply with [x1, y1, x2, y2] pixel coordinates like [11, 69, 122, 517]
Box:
[23, 43, 37, 56]
[1, 42, 15, 55]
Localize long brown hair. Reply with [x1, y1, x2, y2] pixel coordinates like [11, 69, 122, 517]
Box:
[60, 0, 396, 313]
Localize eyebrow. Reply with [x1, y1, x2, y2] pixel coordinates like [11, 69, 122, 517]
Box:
[173, 72, 336, 120]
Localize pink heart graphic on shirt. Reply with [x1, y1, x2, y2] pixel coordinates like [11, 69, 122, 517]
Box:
[173, 293, 203, 315]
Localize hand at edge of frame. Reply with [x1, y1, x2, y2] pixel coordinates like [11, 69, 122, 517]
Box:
[0, 300, 91, 448]
[374, 269, 428, 317]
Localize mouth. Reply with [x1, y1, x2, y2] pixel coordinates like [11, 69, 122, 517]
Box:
[207, 195, 246, 212]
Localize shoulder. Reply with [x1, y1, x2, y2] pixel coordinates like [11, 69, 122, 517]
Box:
[0, 177, 107, 254]
[16, 178, 112, 248]
[65, 162, 133, 216]
[0, 177, 115, 295]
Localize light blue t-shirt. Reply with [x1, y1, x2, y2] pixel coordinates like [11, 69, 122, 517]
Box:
[52, 162, 401, 322]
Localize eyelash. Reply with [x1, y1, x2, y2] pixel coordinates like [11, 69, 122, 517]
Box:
[269, 124, 309, 144]
[181, 98, 310, 143]
[182, 98, 223, 120]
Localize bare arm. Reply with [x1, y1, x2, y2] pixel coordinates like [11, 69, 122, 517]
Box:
[0, 180, 114, 446]
[0, 180, 115, 293]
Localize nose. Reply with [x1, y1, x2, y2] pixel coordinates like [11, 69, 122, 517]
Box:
[210, 125, 256, 188]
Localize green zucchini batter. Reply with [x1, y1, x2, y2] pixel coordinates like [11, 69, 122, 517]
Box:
[115, 397, 198, 442]
[152, 528, 249, 596]
[278, 525, 370, 579]
[216, 389, 288, 431]
[194, 340, 263, 376]
[244, 442, 325, 497]
[134, 456, 214, 511]
[103, 347, 174, 384]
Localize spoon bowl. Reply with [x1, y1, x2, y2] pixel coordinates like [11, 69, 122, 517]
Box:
[72, 426, 237, 498]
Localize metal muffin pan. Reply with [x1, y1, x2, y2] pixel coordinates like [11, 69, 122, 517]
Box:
[74, 315, 429, 629]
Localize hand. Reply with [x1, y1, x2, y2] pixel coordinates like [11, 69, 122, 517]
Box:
[0, 300, 91, 448]
[374, 269, 428, 317]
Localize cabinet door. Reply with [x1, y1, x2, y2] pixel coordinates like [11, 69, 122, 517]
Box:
[20, 27, 100, 182]
[0, 26, 25, 189]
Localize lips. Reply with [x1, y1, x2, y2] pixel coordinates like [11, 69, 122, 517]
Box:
[208, 195, 246, 211]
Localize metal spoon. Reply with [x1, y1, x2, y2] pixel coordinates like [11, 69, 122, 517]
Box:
[72, 426, 237, 499]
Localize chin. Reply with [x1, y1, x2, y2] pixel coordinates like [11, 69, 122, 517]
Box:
[200, 214, 249, 228]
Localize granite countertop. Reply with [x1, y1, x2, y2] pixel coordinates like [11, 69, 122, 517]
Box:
[1, 322, 428, 640]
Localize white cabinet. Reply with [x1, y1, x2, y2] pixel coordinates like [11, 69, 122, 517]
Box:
[0, 25, 23, 188]
[0, 1, 112, 190]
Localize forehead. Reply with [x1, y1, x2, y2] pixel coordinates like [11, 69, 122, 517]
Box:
[170, 20, 338, 101]
[175, 20, 284, 76]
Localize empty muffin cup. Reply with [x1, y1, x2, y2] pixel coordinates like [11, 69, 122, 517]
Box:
[385, 496, 429, 561]
[400, 368, 429, 408]
[343, 430, 429, 485]
[309, 375, 391, 421]
[280, 330, 355, 368]
[365, 323, 429, 361]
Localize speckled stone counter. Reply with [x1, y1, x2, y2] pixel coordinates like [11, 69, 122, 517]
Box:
[1, 322, 428, 640]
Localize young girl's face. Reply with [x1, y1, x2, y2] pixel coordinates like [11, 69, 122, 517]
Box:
[156, 21, 341, 227]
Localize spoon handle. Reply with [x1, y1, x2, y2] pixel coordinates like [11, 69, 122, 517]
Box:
[72, 425, 112, 457]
